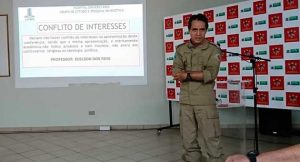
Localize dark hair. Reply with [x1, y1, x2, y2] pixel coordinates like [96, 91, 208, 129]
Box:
[188, 13, 209, 30]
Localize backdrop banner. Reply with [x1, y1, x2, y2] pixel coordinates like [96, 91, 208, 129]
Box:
[164, 0, 300, 109]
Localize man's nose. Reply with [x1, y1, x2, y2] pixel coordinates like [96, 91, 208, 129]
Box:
[196, 30, 201, 35]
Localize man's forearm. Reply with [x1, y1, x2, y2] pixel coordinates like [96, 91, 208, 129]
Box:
[188, 71, 203, 81]
[258, 144, 300, 162]
[225, 145, 300, 162]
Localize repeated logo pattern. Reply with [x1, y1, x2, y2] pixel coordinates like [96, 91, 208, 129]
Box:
[164, 0, 300, 109]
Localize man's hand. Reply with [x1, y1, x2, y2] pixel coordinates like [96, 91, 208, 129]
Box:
[173, 72, 187, 82]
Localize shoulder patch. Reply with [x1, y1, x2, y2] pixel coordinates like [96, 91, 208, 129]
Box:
[216, 53, 222, 61]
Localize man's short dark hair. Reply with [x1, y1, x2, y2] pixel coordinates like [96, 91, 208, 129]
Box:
[188, 13, 209, 30]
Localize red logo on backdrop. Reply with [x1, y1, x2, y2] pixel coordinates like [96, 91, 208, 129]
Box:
[285, 60, 300, 74]
[183, 14, 192, 26]
[284, 27, 299, 42]
[256, 61, 268, 75]
[217, 76, 227, 89]
[206, 37, 214, 43]
[227, 5, 239, 19]
[176, 80, 181, 88]
[174, 28, 183, 40]
[165, 18, 173, 29]
[166, 65, 173, 76]
[215, 22, 226, 35]
[270, 76, 285, 90]
[229, 90, 240, 103]
[241, 47, 254, 60]
[228, 62, 240, 75]
[269, 13, 283, 28]
[286, 92, 300, 107]
[254, 31, 267, 45]
[269, 45, 284, 59]
[253, 0, 266, 15]
[227, 34, 239, 47]
[167, 88, 176, 99]
[220, 49, 227, 62]
[257, 91, 269, 105]
[204, 10, 214, 22]
[240, 17, 253, 32]
[165, 42, 174, 53]
[284, 0, 299, 10]
[242, 76, 254, 89]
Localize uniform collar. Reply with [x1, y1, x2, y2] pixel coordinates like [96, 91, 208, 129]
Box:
[188, 39, 209, 50]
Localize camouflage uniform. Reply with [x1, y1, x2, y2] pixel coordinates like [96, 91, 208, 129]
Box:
[172, 39, 223, 162]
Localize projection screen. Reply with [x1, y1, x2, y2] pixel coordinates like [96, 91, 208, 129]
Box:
[13, 0, 146, 88]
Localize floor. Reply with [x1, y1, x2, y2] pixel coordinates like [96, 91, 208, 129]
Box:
[0, 128, 299, 162]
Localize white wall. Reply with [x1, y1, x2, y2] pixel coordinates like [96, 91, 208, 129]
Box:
[1, 0, 299, 128]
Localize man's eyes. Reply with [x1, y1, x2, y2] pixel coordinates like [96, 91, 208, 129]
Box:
[192, 29, 205, 31]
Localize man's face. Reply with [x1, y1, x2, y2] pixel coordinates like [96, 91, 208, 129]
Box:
[189, 20, 207, 45]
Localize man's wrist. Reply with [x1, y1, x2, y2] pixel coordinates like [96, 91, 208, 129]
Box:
[247, 151, 259, 162]
[183, 73, 192, 82]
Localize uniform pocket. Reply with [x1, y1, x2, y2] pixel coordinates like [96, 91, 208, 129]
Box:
[192, 56, 204, 71]
[205, 107, 221, 137]
[195, 106, 221, 138]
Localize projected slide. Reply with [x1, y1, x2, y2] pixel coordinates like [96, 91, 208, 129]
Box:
[18, 4, 144, 78]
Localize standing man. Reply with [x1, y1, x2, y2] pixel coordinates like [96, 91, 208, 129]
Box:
[172, 13, 223, 162]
